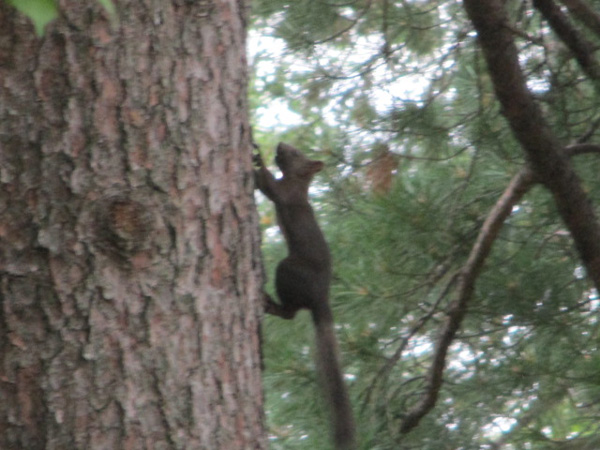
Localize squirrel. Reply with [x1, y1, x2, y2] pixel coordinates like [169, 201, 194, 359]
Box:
[254, 142, 356, 450]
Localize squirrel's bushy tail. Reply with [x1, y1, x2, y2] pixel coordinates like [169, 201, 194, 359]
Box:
[312, 305, 356, 450]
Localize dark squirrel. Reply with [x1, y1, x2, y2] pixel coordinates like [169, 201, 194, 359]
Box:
[254, 142, 356, 450]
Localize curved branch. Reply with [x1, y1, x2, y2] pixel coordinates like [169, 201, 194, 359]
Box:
[399, 141, 600, 434]
[400, 167, 535, 433]
[464, 0, 600, 292]
[399, 0, 600, 435]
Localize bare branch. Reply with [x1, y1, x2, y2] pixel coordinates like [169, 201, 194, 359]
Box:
[560, 0, 600, 39]
[398, 139, 600, 434]
[533, 0, 600, 81]
[565, 142, 600, 156]
[464, 0, 600, 292]
[398, 0, 600, 435]
[400, 168, 535, 433]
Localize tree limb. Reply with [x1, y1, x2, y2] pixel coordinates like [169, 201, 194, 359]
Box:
[399, 140, 600, 434]
[399, 0, 600, 435]
[400, 168, 535, 433]
[463, 0, 600, 292]
[565, 142, 600, 156]
[560, 0, 600, 40]
[533, 0, 600, 81]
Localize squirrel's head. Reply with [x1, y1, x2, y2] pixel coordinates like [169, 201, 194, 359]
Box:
[275, 142, 324, 179]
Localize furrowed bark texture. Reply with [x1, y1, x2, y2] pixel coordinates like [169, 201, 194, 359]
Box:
[0, 1, 265, 449]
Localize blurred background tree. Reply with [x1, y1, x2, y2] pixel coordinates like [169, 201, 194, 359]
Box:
[250, 1, 600, 449]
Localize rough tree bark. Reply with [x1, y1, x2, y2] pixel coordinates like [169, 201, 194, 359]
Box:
[0, 1, 265, 449]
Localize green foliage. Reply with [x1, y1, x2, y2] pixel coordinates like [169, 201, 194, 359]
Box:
[5, 0, 116, 35]
[97, 0, 116, 17]
[6, 0, 58, 35]
[252, 0, 600, 448]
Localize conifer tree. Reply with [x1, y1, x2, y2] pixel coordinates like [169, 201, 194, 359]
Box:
[253, 1, 600, 448]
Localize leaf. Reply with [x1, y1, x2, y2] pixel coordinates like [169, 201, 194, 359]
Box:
[97, 0, 116, 17]
[7, 0, 58, 36]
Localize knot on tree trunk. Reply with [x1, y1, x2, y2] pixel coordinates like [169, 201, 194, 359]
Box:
[92, 193, 155, 266]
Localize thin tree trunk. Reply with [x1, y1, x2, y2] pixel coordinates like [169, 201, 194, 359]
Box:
[0, 1, 265, 449]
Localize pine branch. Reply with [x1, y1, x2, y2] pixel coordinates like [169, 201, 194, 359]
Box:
[559, 0, 600, 40]
[399, 0, 600, 435]
[533, 0, 600, 81]
[400, 167, 535, 433]
[565, 142, 600, 156]
[487, 386, 568, 449]
[399, 141, 600, 434]
[464, 0, 600, 292]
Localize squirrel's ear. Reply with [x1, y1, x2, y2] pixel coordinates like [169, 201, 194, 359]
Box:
[298, 159, 324, 178]
[309, 160, 324, 174]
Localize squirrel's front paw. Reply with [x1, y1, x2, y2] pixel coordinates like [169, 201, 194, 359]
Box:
[253, 152, 263, 168]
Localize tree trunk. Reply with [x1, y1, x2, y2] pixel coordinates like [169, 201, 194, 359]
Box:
[0, 1, 265, 449]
